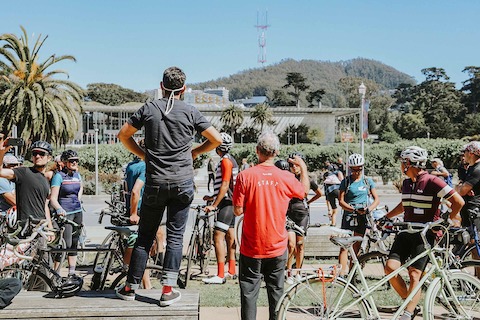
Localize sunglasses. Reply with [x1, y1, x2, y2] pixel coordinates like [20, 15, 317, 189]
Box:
[68, 159, 79, 164]
[350, 167, 363, 172]
[32, 151, 48, 157]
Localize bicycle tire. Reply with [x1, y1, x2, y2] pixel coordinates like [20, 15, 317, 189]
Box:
[77, 225, 87, 265]
[235, 215, 243, 248]
[276, 274, 370, 319]
[48, 237, 67, 273]
[424, 271, 480, 320]
[0, 267, 52, 292]
[185, 232, 200, 288]
[92, 230, 117, 268]
[459, 259, 480, 278]
[109, 263, 163, 289]
[200, 222, 213, 275]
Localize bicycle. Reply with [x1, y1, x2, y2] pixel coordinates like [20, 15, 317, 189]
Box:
[93, 205, 163, 290]
[1, 218, 84, 297]
[275, 219, 480, 319]
[178, 204, 215, 288]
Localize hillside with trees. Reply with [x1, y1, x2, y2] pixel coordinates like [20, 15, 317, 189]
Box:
[189, 58, 416, 108]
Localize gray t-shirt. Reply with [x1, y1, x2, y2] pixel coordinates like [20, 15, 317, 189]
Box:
[128, 98, 211, 185]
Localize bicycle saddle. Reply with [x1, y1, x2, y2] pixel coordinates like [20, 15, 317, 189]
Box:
[105, 226, 133, 237]
[330, 236, 364, 248]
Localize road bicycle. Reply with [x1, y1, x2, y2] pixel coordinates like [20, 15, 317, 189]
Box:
[0, 218, 84, 297]
[178, 204, 215, 288]
[275, 219, 480, 319]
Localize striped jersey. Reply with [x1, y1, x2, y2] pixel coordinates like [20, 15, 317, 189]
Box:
[213, 153, 239, 200]
[401, 172, 454, 223]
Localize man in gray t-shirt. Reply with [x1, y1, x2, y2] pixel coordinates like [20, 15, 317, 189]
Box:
[116, 66, 222, 306]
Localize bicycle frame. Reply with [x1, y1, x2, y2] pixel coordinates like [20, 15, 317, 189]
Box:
[328, 223, 467, 319]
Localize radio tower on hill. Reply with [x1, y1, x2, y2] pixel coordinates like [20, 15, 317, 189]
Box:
[255, 11, 270, 68]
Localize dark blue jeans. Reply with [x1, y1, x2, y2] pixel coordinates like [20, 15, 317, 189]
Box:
[0, 278, 21, 309]
[239, 250, 288, 320]
[126, 179, 194, 288]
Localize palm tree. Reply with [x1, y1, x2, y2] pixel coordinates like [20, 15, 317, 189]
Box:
[220, 104, 244, 139]
[0, 26, 84, 146]
[251, 103, 274, 132]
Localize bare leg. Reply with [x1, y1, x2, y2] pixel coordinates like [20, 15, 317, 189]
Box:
[385, 259, 408, 299]
[286, 231, 296, 270]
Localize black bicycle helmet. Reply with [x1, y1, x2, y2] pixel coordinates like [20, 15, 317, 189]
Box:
[30, 141, 53, 155]
[55, 274, 83, 298]
[61, 149, 79, 161]
[288, 152, 304, 160]
[275, 159, 290, 171]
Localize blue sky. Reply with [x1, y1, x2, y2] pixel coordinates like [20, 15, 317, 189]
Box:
[2, 0, 479, 92]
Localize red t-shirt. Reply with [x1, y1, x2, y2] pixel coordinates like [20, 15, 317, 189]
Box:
[232, 164, 305, 258]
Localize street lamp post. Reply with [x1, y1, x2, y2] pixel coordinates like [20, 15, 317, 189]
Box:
[94, 128, 99, 195]
[358, 82, 366, 159]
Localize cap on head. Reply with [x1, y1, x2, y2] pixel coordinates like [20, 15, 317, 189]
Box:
[217, 132, 233, 152]
[463, 141, 480, 157]
[400, 146, 428, 168]
[348, 153, 365, 167]
[3, 154, 20, 166]
[30, 141, 52, 155]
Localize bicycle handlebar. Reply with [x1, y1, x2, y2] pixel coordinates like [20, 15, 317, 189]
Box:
[6, 219, 56, 261]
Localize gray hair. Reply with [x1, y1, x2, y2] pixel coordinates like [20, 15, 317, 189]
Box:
[257, 131, 280, 157]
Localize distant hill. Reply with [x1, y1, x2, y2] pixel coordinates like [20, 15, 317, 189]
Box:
[189, 58, 416, 108]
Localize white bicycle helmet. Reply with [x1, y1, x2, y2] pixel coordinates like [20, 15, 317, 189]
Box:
[348, 153, 364, 166]
[6, 206, 17, 229]
[400, 146, 428, 168]
[217, 132, 233, 152]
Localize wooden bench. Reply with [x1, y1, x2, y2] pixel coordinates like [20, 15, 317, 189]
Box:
[0, 289, 199, 320]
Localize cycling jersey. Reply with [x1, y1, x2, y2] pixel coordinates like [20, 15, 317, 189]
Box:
[51, 171, 82, 214]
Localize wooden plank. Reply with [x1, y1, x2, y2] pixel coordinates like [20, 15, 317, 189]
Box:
[304, 231, 340, 258]
[0, 289, 199, 320]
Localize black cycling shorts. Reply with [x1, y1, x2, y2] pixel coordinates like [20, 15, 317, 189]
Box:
[388, 231, 435, 271]
[214, 198, 235, 233]
[326, 189, 340, 209]
[341, 211, 368, 235]
[287, 201, 309, 236]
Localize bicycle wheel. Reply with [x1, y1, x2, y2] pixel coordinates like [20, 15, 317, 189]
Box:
[0, 267, 52, 292]
[200, 222, 213, 275]
[424, 271, 480, 320]
[109, 264, 163, 289]
[459, 260, 480, 279]
[77, 225, 87, 265]
[235, 215, 244, 248]
[48, 237, 67, 273]
[184, 232, 200, 287]
[276, 274, 370, 319]
[93, 230, 118, 268]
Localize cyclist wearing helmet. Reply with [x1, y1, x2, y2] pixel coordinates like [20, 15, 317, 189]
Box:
[0, 154, 20, 212]
[338, 153, 380, 276]
[203, 132, 239, 284]
[285, 152, 323, 284]
[50, 149, 83, 275]
[0, 139, 53, 229]
[116, 66, 222, 306]
[455, 141, 480, 271]
[382, 146, 464, 320]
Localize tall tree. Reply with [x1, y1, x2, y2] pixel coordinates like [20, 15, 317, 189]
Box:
[270, 89, 292, 107]
[0, 26, 84, 145]
[283, 72, 309, 108]
[306, 89, 326, 107]
[338, 77, 380, 108]
[220, 104, 244, 138]
[461, 66, 480, 113]
[251, 103, 274, 132]
[86, 83, 149, 105]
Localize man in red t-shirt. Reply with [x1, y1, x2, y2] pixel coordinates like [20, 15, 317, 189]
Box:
[232, 131, 309, 320]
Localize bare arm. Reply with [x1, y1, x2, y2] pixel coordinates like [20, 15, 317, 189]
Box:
[307, 187, 322, 205]
[2, 192, 16, 206]
[448, 192, 465, 222]
[129, 179, 145, 224]
[192, 126, 222, 160]
[117, 123, 145, 160]
[234, 206, 243, 216]
[205, 180, 229, 212]
[338, 190, 354, 211]
[385, 202, 405, 220]
[366, 188, 381, 212]
[50, 186, 62, 212]
[455, 181, 473, 197]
